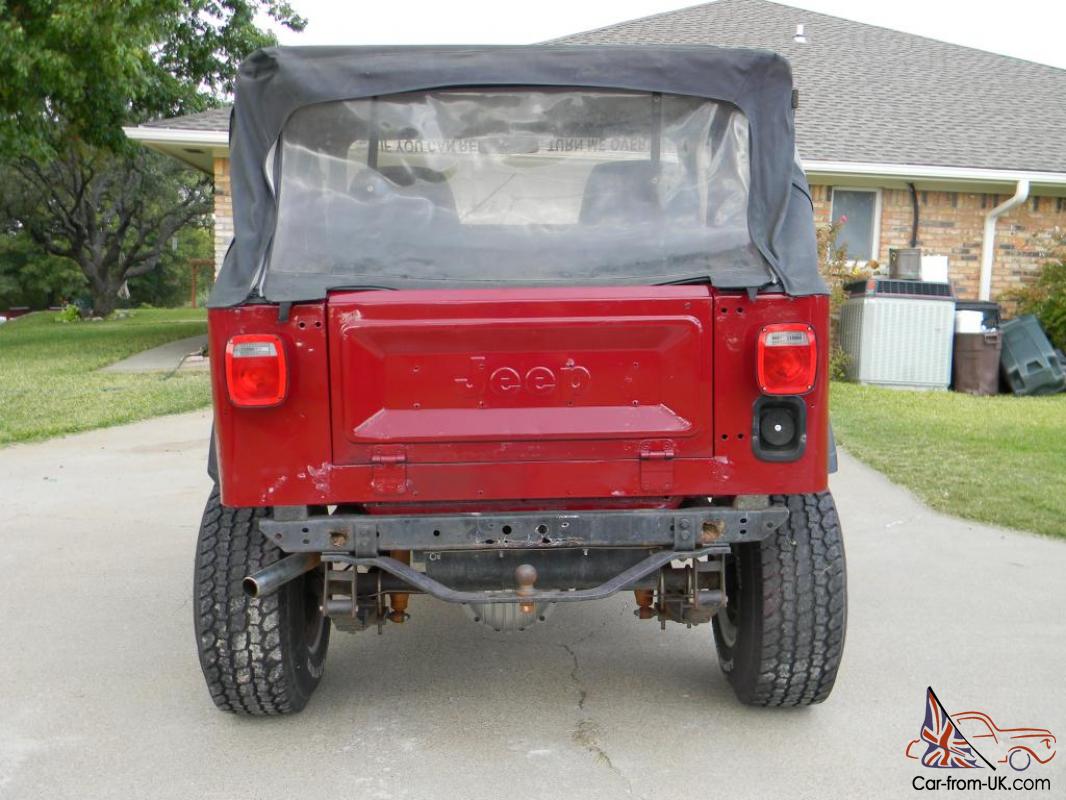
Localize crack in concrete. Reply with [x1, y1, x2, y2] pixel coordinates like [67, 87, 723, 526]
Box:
[561, 643, 588, 711]
[560, 630, 646, 800]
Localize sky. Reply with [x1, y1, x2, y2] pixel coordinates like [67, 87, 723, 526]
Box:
[267, 0, 1066, 70]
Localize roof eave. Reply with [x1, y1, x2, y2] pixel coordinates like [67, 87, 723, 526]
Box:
[122, 126, 229, 174]
[804, 159, 1066, 192]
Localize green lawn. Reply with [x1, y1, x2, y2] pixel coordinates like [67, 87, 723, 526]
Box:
[0, 308, 211, 445]
[831, 382, 1066, 538]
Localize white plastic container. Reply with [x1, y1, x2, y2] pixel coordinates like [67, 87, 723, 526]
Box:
[921, 255, 949, 284]
[955, 309, 984, 333]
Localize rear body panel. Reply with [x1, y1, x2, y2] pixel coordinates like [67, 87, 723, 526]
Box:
[328, 287, 714, 461]
[209, 289, 828, 508]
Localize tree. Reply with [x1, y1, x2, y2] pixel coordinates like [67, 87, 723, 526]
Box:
[3, 143, 212, 315]
[0, 1, 306, 156]
[127, 224, 214, 308]
[0, 0, 305, 312]
[0, 228, 86, 309]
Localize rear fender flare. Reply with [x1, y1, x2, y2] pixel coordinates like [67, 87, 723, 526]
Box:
[207, 424, 218, 482]
[828, 421, 838, 474]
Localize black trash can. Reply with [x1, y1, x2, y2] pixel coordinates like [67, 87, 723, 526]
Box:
[953, 331, 1001, 395]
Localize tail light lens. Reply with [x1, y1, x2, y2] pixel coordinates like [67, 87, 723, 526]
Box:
[757, 324, 816, 395]
[225, 334, 287, 407]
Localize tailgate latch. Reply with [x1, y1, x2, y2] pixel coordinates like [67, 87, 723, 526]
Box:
[370, 446, 408, 495]
[639, 440, 676, 493]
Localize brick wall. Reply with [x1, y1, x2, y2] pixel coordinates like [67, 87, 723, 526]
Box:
[810, 184, 833, 228]
[811, 184, 1065, 301]
[213, 156, 232, 275]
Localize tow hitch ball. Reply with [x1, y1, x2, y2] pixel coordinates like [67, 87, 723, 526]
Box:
[515, 563, 537, 614]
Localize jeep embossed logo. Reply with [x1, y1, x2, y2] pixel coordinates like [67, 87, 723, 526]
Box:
[455, 356, 590, 399]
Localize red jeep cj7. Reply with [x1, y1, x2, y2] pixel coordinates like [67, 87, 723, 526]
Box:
[197, 45, 847, 714]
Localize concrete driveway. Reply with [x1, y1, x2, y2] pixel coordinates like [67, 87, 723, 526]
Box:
[1, 411, 1064, 799]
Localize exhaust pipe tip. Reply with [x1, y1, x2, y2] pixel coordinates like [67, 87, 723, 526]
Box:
[242, 552, 321, 600]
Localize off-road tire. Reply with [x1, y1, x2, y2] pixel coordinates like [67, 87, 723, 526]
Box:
[193, 486, 330, 715]
[712, 491, 847, 706]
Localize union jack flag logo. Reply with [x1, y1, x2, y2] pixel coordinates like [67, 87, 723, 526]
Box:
[919, 687, 994, 769]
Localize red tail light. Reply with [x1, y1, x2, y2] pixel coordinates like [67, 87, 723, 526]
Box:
[225, 334, 288, 407]
[757, 324, 816, 395]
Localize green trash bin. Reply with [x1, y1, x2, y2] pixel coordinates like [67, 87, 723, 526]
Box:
[999, 315, 1066, 396]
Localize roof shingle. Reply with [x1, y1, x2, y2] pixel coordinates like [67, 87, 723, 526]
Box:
[144, 106, 230, 132]
[557, 0, 1066, 174]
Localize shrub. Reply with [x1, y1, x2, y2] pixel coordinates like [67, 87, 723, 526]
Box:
[828, 347, 851, 382]
[1008, 251, 1066, 350]
[54, 304, 81, 323]
[817, 220, 872, 379]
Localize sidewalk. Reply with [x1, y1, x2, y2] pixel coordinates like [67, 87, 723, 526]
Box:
[100, 334, 209, 373]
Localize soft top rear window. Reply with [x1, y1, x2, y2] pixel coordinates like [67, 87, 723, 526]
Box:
[266, 88, 771, 291]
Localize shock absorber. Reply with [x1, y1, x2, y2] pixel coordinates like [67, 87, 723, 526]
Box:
[388, 550, 411, 622]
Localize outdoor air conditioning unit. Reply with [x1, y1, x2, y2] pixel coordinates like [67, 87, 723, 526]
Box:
[839, 279, 956, 390]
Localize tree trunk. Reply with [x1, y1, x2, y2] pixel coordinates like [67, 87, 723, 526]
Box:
[88, 278, 121, 317]
[90, 294, 116, 317]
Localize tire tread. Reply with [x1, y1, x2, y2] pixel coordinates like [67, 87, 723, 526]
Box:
[193, 487, 306, 715]
[716, 491, 847, 707]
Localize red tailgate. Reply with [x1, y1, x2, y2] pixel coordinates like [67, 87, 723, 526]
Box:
[328, 287, 715, 472]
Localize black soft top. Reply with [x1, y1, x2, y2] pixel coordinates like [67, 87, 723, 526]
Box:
[209, 45, 824, 307]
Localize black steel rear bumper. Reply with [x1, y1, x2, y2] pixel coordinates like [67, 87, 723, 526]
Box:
[257, 505, 787, 606]
[259, 504, 788, 556]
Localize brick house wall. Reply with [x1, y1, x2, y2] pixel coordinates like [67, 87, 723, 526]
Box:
[810, 185, 1064, 301]
[213, 157, 233, 272]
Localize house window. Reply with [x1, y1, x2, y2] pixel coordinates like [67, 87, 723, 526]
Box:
[831, 188, 881, 262]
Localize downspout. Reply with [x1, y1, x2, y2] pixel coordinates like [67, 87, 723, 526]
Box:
[979, 179, 1029, 300]
[907, 182, 920, 247]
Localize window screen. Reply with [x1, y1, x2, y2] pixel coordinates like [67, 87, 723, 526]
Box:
[831, 189, 878, 262]
[267, 89, 764, 287]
